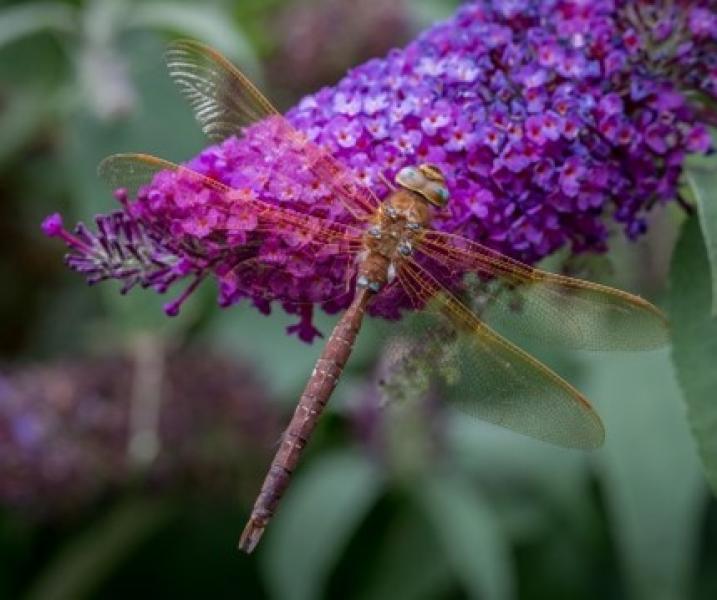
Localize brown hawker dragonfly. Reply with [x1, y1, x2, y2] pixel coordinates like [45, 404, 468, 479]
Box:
[98, 41, 669, 553]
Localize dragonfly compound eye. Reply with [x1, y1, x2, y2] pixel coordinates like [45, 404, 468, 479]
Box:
[436, 185, 450, 205]
[423, 182, 450, 207]
[395, 166, 425, 189]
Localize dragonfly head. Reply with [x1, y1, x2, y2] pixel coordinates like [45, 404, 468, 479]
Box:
[395, 164, 450, 208]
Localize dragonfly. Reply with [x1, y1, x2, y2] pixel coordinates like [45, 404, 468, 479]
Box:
[98, 40, 669, 553]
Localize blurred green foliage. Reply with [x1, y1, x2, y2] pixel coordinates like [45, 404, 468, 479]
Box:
[1, 1, 716, 599]
[670, 217, 717, 496]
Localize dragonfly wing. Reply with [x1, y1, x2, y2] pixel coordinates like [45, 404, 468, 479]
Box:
[219, 255, 356, 308]
[165, 39, 277, 140]
[98, 153, 364, 250]
[390, 256, 605, 449]
[415, 230, 669, 351]
[99, 152, 182, 199]
[164, 39, 381, 221]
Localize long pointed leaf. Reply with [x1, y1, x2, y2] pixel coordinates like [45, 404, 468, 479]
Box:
[684, 167, 717, 316]
[591, 347, 705, 600]
[125, 3, 262, 80]
[669, 216, 717, 494]
[26, 498, 171, 600]
[418, 474, 515, 600]
[261, 451, 382, 600]
[0, 3, 77, 48]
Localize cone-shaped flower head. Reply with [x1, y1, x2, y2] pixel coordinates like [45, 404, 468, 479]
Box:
[44, 0, 716, 341]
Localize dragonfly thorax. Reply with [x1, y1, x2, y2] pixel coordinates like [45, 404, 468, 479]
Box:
[357, 186, 436, 293]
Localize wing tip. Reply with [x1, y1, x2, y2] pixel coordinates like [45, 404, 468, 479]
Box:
[165, 38, 205, 57]
[96, 155, 112, 178]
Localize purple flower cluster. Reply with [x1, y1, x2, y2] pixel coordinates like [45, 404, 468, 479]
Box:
[45, 0, 716, 342]
[41, 206, 187, 298]
[0, 350, 278, 516]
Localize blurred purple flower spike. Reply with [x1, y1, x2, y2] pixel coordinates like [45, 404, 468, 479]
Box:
[45, 0, 716, 341]
[0, 350, 278, 516]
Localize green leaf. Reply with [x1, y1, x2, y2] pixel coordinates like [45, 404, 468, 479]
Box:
[0, 89, 53, 169]
[669, 215, 717, 494]
[204, 307, 335, 402]
[97, 280, 210, 344]
[261, 451, 382, 600]
[125, 2, 262, 80]
[589, 348, 706, 600]
[684, 149, 717, 316]
[418, 473, 515, 600]
[409, 0, 461, 27]
[0, 2, 77, 48]
[447, 415, 593, 542]
[357, 503, 455, 600]
[444, 332, 596, 544]
[26, 497, 172, 600]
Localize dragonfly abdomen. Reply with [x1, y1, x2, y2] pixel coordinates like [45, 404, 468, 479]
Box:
[238, 287, 373, 553]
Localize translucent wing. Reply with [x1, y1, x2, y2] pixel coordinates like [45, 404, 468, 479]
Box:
[98, 153, 364, 249]
[165, 39, 277, 140]
[99, 153, 363, 307]
[393, 257, 605, 449]
[415, 230, 669, 351]
[218, 255, 356, 308]
[164, 39, 381, 221]
[99, 152, 181, 198]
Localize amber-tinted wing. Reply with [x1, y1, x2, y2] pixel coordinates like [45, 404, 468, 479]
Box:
[99, 153, 363, 305]
[164, 39, 277, 140]
[415, 230, 669, 351]
[393, 257, 605, 449]
[98, 153, 364, 249]
[164, 39, 381, 221]
[217, 254, 356, 307]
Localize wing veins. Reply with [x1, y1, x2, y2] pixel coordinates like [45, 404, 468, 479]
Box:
[98, 153, 364, 248]
[165, 39, 381, 221]
[392, 256, 605, 448]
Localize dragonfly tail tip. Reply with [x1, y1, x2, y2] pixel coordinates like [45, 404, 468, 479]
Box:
[238, 519, 265, 554]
